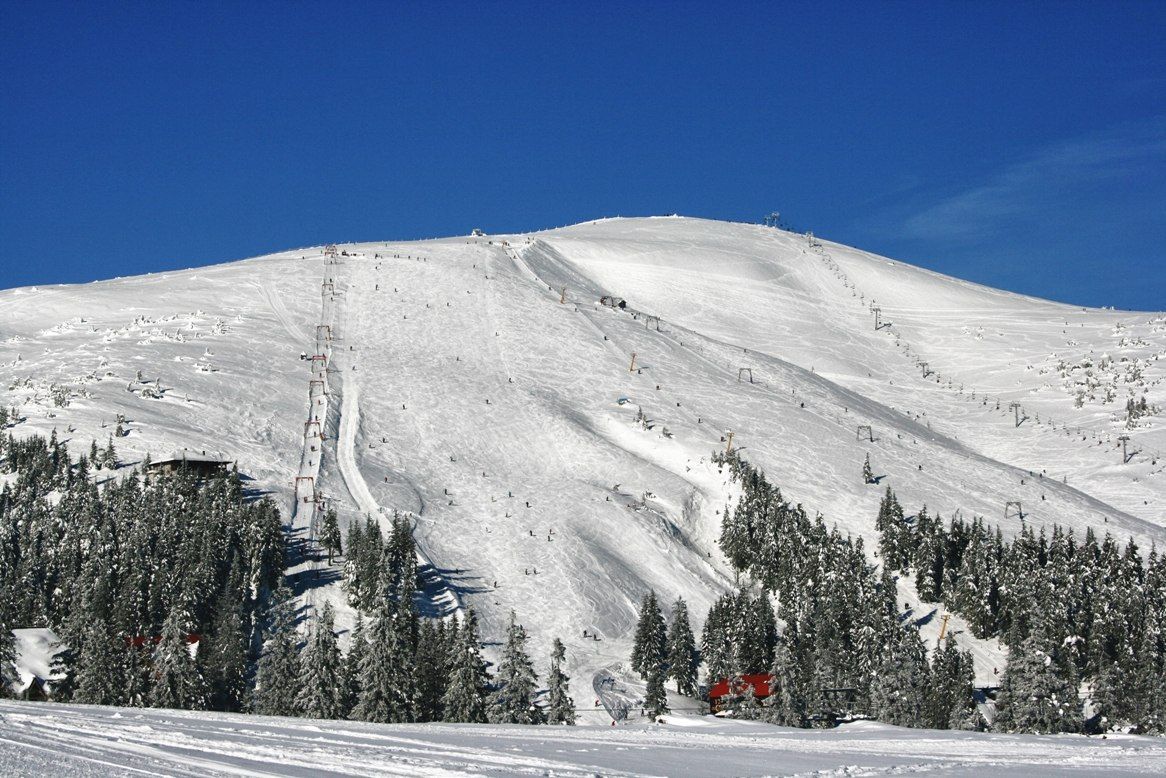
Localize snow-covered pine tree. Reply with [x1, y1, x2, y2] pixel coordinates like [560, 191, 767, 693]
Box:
[341, 613, 367, 717]
[862, 454, 874, 484]
[201, 568, 249, 712]
[0, 609, 16, 699]
[385, 513, 418, 603]
[666, 597, 698, 696]
[353, 592, 416, 723]
[148, 604, 207, 710]
[342, 519, 366, 608]
[630, 591, 667, 679]
[766, 636, 808, 727]
[252, 584, 300, 716]
[913, 511, 946, 603]
[441, 610, 490, 723]
[414, 619, 450, 722]
[870, 625, 928, 727]
[320, 508, 342, 565]
[733, 682, 762, 719]
[1089, 659, 1128, 734]
[488, 611, 544, 724]
[994, 628, 1081, 734]
[643, 660, 669, 719]
[73, 617, 124, 706]
[875, 487, 910, 571]
[719, 501, 755, 571]
[700, 597, 734, 682]
[123, 642, 150, 707]
[926, 636, 978, 729]
[736, 591, 777, 674]
[49, 638, 79, 702]
[295, 601, 344, 719]
[545, 637, 576, 725]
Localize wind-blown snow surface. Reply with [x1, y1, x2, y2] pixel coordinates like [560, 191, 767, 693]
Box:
[3, 700, 1165, 777]
[2, 217, 1164, 720]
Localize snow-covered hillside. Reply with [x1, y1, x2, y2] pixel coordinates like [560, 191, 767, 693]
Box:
[2, 216, 1163, 706]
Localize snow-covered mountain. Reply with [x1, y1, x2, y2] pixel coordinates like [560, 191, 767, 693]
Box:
[3, 216, 1163, 707]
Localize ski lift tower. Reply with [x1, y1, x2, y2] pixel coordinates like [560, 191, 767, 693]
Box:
[1119, 435, 1135, 463]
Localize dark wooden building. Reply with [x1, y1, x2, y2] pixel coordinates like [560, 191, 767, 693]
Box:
[144, 450, 233, 481]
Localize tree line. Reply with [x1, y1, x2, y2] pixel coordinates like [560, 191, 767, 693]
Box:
[634, 450, 978, 729]
[0, 431, 284, 708]
[691, 449, 1165, 733]
[876, 485, 1166, 733]
[0, 431, 578, 725]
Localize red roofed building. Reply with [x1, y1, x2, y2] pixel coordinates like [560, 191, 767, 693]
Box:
[707, 673, 773, 713]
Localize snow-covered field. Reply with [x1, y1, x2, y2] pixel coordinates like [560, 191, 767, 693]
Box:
[2, 217, 1164, 751]
[3, 699, 1164, 777]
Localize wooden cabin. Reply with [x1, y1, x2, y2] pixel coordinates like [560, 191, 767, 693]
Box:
[144, 450, 233, 481]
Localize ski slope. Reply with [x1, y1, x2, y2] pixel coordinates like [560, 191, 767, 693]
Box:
[3, 700, 1164, 777]
[2, 217, 1164, 714]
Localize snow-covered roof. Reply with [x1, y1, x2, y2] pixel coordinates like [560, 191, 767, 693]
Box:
[147, 450, 233, 467]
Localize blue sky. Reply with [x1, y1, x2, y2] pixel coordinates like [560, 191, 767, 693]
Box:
[1, 1, 1163, 309]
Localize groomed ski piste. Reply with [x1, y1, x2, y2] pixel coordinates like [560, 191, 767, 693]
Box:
[2, 216, 1164, 773]
[3, 699, 1166, 777]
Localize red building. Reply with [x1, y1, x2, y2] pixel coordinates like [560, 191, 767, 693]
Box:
[707, 673, 774, 713]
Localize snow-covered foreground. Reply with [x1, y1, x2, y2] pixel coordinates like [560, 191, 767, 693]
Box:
[2, 700, 1163, 777]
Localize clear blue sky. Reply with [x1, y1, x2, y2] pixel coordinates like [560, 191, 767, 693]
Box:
[2, 1, 1163, 309]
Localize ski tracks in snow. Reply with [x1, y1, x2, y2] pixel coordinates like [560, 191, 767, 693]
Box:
[333, 330, 464, 620]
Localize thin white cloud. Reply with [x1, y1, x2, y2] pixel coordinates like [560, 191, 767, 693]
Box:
[899, 118, 1166, 242]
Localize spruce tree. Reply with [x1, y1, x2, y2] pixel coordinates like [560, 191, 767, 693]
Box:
[643, 661, 669, 719]
[994, 630, 1082, 734]
[862, 454, 874, 484]
[546, 637, 576, 725]
[914, 513, 946, 603]
[320, 508, 342, 565]
[201, 574, 249, 712]
[700, 597, 734, 681]
[767, 637, 808, 727]
[414, 620, 450, 722]
[149, 605, 207, 710]
[0, 615, 16, 699]
[295, 602, 344, 719]
[442, 610, 490, 723]
[123, 643, 150, 707]
[74, 617, 124, 706]
[733, 682, 763, 719]
[343, 519, 366, 607]
[488, 611, 544, 724]
[49, 639, 80, 702]
[666, 597, 698, 696]
[631, 591, 666, 679]
[1089, 659, 1128, 734]
[354, 595, 415, 723]
[870, 626, 928, 727]
[342, 613, 367, 717]
[252, 584, 301, 716]
[926, 636, 978, 729]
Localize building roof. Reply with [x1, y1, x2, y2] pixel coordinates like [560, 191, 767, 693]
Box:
[145, 450, 233, 469]
[708, 673, 774, 699]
